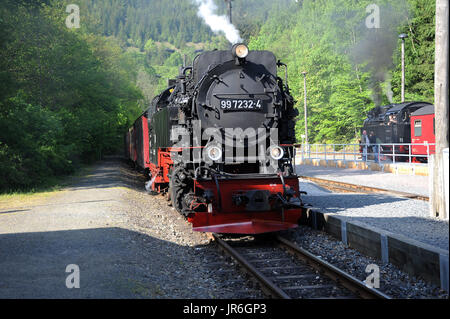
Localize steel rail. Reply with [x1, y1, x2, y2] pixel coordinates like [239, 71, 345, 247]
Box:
[276, 236, 391, 299]
[299, 175, 429, 201]
[213, 234, 391, 299]
[212, 234, 291, 299]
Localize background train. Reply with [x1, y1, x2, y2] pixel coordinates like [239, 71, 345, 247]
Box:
[125, 44, 304, 234]
[362, 101, 435, 163]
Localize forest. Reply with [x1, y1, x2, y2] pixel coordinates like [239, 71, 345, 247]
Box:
[249, 0, 435, 144]
[0, 0, 436, 192]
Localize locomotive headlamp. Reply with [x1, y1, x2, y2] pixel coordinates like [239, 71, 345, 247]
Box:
[206, 145, 222, 161]
[232, 44, 249, 59]
[268, 145, 284, 160]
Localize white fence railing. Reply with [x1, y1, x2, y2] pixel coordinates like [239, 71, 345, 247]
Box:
[296, 143, 435, 164]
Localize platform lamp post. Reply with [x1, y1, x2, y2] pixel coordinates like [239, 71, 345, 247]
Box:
[224, 0, 233, 24]
[302, 71, 308, 148]
[399, 33, 408, 103]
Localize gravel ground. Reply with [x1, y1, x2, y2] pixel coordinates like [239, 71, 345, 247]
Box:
[1, 157, 446, 299]
[283, 226, 449, 299]
[298, 178, 449, 251]
[121, 166, 264, 299]
[297, 164, 429, 196]
[0, 157, 263, 299]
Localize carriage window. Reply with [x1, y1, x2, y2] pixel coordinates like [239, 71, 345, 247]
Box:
[414, 120, 422, 137]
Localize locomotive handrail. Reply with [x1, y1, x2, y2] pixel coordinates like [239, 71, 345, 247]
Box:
[296, 142, 435, 164]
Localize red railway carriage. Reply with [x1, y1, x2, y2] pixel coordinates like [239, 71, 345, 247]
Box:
[410, 104, 435, 161]
[126, 114, 150, 170]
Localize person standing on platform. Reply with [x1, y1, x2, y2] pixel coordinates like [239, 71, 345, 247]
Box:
[361, 130, 370, 161]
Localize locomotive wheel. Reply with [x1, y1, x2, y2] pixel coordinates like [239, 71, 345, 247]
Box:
[169, 167, 192, 216]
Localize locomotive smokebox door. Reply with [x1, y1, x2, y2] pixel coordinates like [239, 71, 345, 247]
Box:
[194, 49, 279, 132]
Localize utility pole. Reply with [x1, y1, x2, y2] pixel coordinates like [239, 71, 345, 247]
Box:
[302, 71, 308, 146]
[399, 33, 408, 103]
[224, 0, 232, 24]
[431, 0, 449, 220]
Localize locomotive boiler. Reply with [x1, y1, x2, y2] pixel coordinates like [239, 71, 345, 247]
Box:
[126, 44, 304, 234]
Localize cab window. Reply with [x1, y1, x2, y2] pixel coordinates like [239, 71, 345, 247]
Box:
[414, 120, 422, 137]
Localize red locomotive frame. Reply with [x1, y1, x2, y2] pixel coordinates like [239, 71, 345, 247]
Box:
[189, 177, 303, 234]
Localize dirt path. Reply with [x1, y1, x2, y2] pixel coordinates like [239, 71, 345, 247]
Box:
[0, 157, 261, 298]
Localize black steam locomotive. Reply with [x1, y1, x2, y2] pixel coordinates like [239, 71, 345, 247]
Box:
[361, 101, 435, 162]
[126, 44, 304, 234]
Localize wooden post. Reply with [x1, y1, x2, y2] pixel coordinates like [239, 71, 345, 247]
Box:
[431, 0, 449, 219]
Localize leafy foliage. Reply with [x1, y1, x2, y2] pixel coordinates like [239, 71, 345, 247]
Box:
[249, 0, 435, 144]
[0, 0, 142, 192]
[78, 0, 215, 49]
[390, 0, 435, 102]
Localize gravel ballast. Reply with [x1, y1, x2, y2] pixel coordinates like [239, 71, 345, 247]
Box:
[283, 226, 448, 299]
[298, 172, 449, 251]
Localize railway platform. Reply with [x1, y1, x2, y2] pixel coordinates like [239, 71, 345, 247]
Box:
[296, 157, 430, 177]
[296, 164, 429, 196]
[295, 163, 449, 292]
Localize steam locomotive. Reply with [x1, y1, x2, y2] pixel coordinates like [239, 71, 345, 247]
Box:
[362, 101, 435, 162]
[125, 44, 304, 234]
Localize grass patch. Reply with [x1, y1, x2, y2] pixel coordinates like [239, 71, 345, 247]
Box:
[0, 163, 95, 209]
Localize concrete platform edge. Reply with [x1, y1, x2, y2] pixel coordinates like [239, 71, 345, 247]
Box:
[302, 207, 449, 291]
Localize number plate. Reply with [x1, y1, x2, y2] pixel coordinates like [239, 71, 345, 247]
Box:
[219, 99, 264, 112]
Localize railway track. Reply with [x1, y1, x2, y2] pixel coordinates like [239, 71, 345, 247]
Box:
[213, 234, 390, 299]
[299, 175, 429, 201]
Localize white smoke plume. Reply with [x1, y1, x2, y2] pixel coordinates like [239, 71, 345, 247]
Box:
[194, 0, 242, 44]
